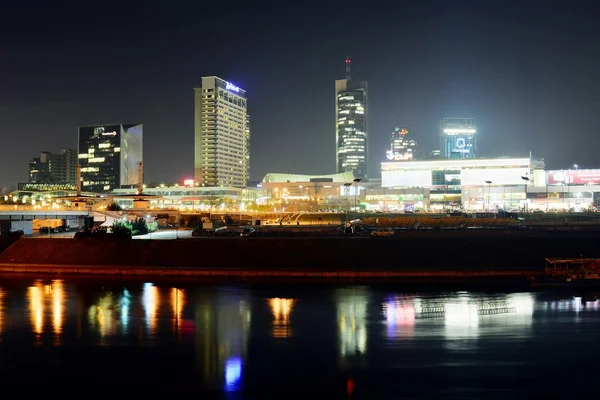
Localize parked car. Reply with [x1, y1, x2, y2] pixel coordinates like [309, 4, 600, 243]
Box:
[370, 228, 395, 237]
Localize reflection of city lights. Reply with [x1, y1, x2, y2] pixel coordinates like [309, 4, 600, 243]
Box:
[52, 280, 65, 335]
[506, 293, 534, 316]
[268, 298, 295, 338]
[384, 297, 415, 338]
[224, 356, 242, 392]
[444, 298, 480, 340]
[171, 288, 186, 334]
[336, 289, 368, 361]
[445, 302, 479, 327]
[143, 283, 160, 333]
[195, 294, 251, 388]
[28, 284, 44, 336]
[88, 292, 117, 338]
[121, 289, 131, 332]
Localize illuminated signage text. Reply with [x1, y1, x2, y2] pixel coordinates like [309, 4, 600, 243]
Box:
[226, 82, 241, 93]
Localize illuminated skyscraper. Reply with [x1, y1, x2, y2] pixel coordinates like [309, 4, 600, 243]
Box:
[441, 118, 476, 159]
[194, 76, 250, 187]
[335, 58, 368, 180]
[386, 127, 417, 161]
[78, 124, 143, 193]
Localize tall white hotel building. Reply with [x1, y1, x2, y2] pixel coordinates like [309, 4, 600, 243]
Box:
[194, 76, 250, 187]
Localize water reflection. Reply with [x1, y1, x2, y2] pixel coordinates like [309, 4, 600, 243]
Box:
[268, 298, 295, 338]
[121, 289, 131, 332]
[336, 288, 368, 365]
[88, 291, 118, 339]
[383, 296, 415, 338]
[52, 280, 65, 336]
[195, 291, 251, 392]
[27, 280, 65, 343]
[171, 288, 186, 336]
[444, 294, 480, 339]
[544, 297, 600, 312]
[143, 283, 160, 333]
[28, 283, 44, 336]
[382, 292, 535, 346]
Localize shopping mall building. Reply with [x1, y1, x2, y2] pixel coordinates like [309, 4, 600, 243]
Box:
[380, 157, 600, 212]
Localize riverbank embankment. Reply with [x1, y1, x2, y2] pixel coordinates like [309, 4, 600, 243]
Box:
[0, 231, 597, 278]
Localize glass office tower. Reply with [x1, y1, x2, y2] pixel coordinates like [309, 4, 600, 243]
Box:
[78, 124, 143, 193]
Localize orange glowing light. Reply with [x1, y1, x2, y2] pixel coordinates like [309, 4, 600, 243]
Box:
[28, 283, 44, 336]
[52, 280, 65, 336]
[268, 298, 295, 338]
[171, 288, 186, 334]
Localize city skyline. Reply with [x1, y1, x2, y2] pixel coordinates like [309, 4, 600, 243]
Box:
[1, 2, 599, 190]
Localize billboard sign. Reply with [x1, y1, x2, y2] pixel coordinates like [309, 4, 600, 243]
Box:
[386, 150, 413, 161]
[452, 136, 470, 154]
[547, 170, 600, 185]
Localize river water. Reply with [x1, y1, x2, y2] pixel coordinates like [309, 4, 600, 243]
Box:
[0, 277, 597, 398]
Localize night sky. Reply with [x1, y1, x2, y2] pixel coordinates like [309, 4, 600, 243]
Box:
[1, 1, 598, 191]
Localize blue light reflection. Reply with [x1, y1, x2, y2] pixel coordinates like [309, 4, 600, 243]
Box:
[224, 356, 242, 392]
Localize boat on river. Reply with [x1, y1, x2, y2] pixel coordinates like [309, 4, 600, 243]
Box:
[530, 258, 600, 288]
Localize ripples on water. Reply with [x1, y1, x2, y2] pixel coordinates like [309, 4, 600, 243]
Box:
[0, 279, 599, 397]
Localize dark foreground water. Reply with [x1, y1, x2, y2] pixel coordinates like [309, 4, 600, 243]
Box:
[0, 278, 598, 398]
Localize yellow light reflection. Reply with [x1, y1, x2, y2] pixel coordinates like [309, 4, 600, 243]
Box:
[28, 283, 44, 336]
[336, 288, 368, 364]
[143, 283, 160, 333]
[87, 292, 117, 338]
[171, 288, 186, 334]
[52, 280, 65, 336]
[268, 298, 295, 338]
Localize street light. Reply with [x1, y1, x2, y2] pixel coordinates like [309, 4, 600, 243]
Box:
[485, 181, 492, 212]
[521, 176, 530, 217]
[343, 183, 352, 225]
[353, 178, 362, 213]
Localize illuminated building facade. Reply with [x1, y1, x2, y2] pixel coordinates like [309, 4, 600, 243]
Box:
[381, 157, 546, 210]
[194, 76, 250, 188]
[28, 148, 77, 185]
[29, 151, 52, 183]
[386, 127, 416, 161]
[78, 124, 143, 193]
[335, 59, 368, 180]
[442, 118, 476, 159]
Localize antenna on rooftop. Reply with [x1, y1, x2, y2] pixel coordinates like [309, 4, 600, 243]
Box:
[345, 56, 351, 81]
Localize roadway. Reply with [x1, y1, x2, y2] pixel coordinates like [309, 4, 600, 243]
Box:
[28, 228, 194, 239]
[132, 229, 193, 240]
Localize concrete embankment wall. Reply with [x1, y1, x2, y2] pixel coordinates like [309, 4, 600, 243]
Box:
[0, 231, 598, 279]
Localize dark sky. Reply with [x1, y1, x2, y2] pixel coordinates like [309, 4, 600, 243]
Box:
[1, 1, 599, 190]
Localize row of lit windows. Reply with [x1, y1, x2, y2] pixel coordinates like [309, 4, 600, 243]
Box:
[79, 148, 119, 158]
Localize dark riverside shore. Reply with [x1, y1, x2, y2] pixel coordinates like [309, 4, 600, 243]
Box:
[0, 230, 598, 278]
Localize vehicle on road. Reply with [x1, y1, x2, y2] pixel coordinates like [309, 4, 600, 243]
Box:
[370, 228, 395, 237]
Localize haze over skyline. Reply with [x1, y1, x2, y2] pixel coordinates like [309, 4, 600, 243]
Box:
[1, 1, 598, 190]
